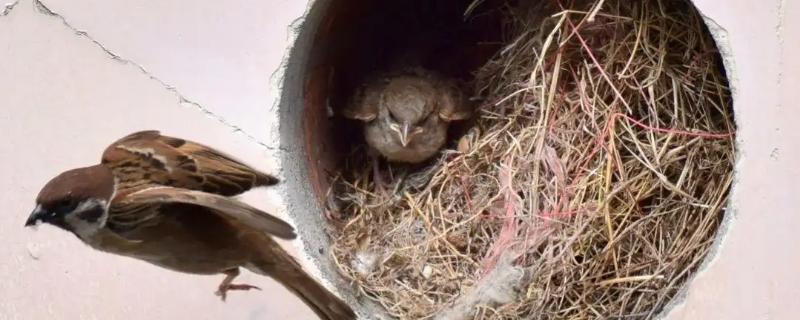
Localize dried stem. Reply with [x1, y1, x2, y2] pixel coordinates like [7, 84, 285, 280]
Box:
[329, 0, 735, 319]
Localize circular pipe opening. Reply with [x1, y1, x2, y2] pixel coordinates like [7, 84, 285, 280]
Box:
[279, 0, 735, 318]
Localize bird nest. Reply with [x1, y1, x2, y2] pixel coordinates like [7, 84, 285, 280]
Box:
[327, 0, 735, 318]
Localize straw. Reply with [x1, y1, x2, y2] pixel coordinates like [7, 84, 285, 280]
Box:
[329, 0, 735, 318]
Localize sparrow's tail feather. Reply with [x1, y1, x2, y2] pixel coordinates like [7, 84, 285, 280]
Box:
[249, 248, 355, 320]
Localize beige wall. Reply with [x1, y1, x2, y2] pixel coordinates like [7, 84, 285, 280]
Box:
[0, 0, 318, 319]
[1, 0, 799, 319]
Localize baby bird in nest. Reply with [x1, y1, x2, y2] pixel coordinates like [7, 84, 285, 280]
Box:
[343, 68, 472, 191]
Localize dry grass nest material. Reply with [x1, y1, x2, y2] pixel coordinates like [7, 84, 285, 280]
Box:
[328, 0, 736, 319]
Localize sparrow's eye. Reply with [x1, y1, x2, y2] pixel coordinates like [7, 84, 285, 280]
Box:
[55, 199, 79, 214]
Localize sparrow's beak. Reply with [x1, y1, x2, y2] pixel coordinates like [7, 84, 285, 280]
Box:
[25, 205, 48, 227]
[398, 124, 412, 147]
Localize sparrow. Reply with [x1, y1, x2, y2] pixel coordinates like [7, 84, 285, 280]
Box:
[25, 130, 355, 320]
[343, 68, 472, 191]
[344, 68, 472, 164]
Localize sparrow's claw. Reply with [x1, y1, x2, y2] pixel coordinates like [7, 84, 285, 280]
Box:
[215, 283, 261, 301]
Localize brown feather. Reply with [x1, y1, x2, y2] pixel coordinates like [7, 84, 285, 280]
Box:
[437, 80, 472, 121]
[121, 186, 296, 240]
[247, 241, 356, 320]
[342, 85, 380, 122]
[102, 130, 277, 196]
[35, 165, 115, 209]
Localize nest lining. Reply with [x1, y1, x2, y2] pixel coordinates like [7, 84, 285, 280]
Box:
[327, 0, 735, 319]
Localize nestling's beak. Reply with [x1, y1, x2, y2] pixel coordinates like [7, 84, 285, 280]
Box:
[398, 124, 412, 147]
[25, 205, 48, 227]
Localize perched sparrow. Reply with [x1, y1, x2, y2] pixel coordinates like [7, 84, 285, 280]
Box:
[25, 130, 354, 320]
[344, 68, 472, 164]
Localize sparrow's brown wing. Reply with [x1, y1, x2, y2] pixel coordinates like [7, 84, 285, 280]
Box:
[102, 130, 277, 196]
[122, 186, 296, 240]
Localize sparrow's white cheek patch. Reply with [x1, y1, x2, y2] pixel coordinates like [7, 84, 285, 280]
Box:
[65, 199, 109, 239]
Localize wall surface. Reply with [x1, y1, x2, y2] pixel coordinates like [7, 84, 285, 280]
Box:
[1, 0, 799, 320]
[0, 0, 321, 319]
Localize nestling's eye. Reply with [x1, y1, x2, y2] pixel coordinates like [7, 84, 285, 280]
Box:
[387, 111, 400, 124]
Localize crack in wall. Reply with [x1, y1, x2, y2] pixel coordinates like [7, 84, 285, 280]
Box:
[1, 0, 19, 16]
[32, 0, 277, 152]
[776, 0, 786, 41]
[775, 0, 785, 108]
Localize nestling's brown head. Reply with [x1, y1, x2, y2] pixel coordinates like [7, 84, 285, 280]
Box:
[26, 164, 116, 239]
[381, 76, 435, 147]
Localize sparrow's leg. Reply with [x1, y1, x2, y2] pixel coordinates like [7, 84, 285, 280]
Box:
[394, 168, 409, 192]
[370, 150, 387, 195]
[215, 268, 261, 301]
